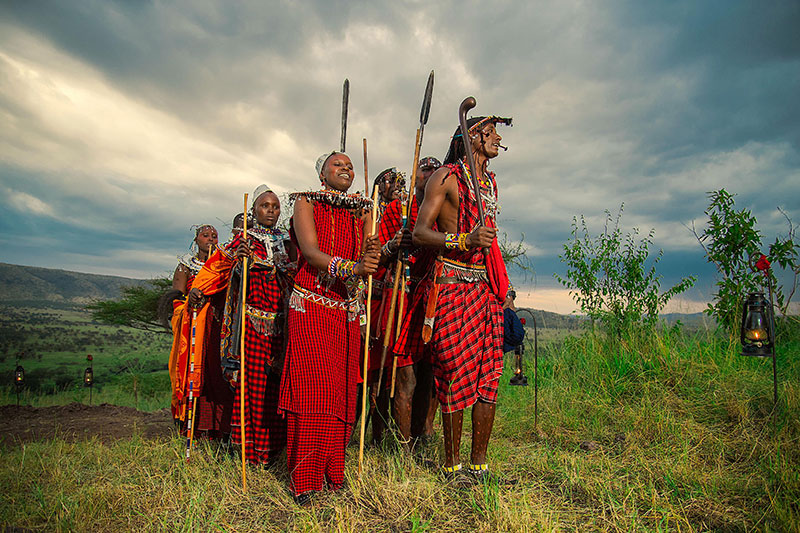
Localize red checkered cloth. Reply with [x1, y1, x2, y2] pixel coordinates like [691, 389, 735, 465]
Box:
[427, 163, 504, 413]
[231, 370, 286, 463]
[376, 199, 435, 369]
[430, 281, 503, 413]
[281, 199, 363, 496]
[286, 412, 351, 496]
[280, 200, 363, 423]
[191, 234, 289, 455]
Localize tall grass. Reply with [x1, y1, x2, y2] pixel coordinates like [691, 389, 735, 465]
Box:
[1, 326, 798, 531]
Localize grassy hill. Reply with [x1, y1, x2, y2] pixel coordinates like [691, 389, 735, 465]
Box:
[0, 262, 149, 307]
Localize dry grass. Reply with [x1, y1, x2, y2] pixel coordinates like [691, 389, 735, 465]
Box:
[1, 326, 798, 532]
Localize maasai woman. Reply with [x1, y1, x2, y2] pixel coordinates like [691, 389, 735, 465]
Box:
[168, 224, 218, 421]
[189, 185, 295, 464]
[279, 151, 380, 504]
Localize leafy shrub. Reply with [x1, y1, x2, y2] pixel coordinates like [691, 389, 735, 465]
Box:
[556, 204, 695, 335]
[693, 189, 799, 335]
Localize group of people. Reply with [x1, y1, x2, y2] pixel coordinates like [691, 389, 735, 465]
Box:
[166, 114, 513, 504]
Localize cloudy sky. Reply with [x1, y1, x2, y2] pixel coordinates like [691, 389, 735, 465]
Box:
[1, 0, 798, 313]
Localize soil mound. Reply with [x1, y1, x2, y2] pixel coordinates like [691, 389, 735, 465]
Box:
[0, 402, 173, 445]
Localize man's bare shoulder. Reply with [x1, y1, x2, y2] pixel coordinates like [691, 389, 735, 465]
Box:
[427, 166, 457, 194]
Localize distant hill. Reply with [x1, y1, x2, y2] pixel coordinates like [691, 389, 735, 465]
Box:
[0, 262, 151, 307]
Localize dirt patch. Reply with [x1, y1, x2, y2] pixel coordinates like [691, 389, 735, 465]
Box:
[0, 402, 174, 446]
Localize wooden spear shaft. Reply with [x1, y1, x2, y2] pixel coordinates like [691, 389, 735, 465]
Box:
[359, 138, 377, 476]
[239, 194, 249, 493]
[390, 128, 422, 398]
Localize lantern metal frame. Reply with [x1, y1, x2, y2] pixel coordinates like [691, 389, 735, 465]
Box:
[740, 258, 778, 406]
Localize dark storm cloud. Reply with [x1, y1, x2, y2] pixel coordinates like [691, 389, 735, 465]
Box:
[0, 0, 798, 308]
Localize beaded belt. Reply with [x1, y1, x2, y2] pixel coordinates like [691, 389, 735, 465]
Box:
[289, 284, 360, 321]
[244, 304, 281, 336]
[438, 257, 487, 283]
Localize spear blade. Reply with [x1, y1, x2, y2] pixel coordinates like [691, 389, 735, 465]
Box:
[420, 70, 434, 126]
[340, 78, 349, 152]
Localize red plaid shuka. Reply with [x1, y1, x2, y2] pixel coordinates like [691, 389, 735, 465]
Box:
[191, 232, 291, 462]
[429, 163, 504, 413]
[375, 199, 436, 370]
[280, 198, 364, 494]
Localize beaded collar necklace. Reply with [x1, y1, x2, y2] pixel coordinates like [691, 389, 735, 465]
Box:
[289, 188, 373, 211]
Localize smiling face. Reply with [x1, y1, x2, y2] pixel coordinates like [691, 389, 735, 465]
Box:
[195, 226, 218, 253]
[471, 122, 502, 159]
[321, 153, 354, 192]
[253, 191, 280, 227]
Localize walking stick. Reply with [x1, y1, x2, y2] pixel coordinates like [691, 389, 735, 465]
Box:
[359, 138, 378, 476]
[458, 97, 487, 257]
[239, 193, 249, 492]
[184, 307, 198, 461]
[389, 71, 434, 397]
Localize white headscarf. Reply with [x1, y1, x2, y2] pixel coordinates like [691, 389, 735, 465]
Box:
[251, 184, 273, 210]
[315, 151, 348, 181]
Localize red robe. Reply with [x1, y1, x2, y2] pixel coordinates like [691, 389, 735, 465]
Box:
[193, 229, 292, 463]
[428, 162, 505, 414]
[280, 197, 365, 496]
[377, 199, 436, 370]
[169, 257, 233, 436]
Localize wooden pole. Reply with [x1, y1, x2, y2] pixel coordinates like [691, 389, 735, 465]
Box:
[359, 138, 378, 476]
[239, 194, 249, 493]
[390, 128, 423, 398]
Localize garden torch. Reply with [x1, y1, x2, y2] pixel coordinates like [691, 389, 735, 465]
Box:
[14, 364, 24, 407]
[84, 354, 94, 405]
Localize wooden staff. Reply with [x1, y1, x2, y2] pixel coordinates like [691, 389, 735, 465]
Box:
[239, 193, 249, 493]
[359, 138, 378, 476]
[389, 128, 421, 398]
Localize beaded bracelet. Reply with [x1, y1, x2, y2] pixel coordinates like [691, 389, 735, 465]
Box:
[444, 233, 459, 249]
[335, 259, 357, 278]
[328, 256, 343, 277]
[457, 233, 469, 251]
[381, 239, 398, 257]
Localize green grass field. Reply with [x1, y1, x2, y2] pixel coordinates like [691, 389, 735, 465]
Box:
[1, 305, 171, 410]
[1, 319, 797, 531]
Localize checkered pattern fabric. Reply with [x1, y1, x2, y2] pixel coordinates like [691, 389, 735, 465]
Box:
[430, 281, 503, 413]
[375, 199, 435, 369]
[286, 412, 351, 496]
[280, 200, 362, 421]
[231, 369, 286, 464]
[427, 164, 504, 414]
[281, 199, 363, 496]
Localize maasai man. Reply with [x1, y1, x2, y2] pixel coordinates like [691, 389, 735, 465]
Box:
[188, 185, 295, 464]
[413, 116, 511, 479]
[377, 157, 441, 447]
[280, 151, 380, 504]
[167, 225, 218, 421]
[373, 166, 405, 218]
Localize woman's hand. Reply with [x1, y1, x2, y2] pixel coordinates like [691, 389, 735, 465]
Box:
[235, 239, 254, 260]
[187, 287, 205, 307]
[356, 235, 380, 276]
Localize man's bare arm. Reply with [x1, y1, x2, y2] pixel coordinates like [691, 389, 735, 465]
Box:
[413, 167, 455, 248]
[413, 167, 497, 249]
